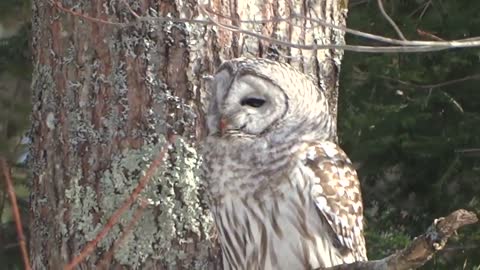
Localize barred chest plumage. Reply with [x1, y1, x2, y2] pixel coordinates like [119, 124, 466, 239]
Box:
[203, 58, 366, 269]
[203, 138, 346, 270]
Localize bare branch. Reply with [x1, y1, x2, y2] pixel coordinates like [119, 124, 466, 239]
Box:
[198, 5, 448, 53]
[408, 0, 430, 18]
[377, 0, 407, 40]
[318, 209, 478, 270]
[0, 158, 31, 270]
[416, 29, 445, 41]
[199, 5, 480, 52]
[96, 204, 146, 268]
[49, 1, 480, 53]
[49, 0, 124, 26]
[418, 0, 433, 22]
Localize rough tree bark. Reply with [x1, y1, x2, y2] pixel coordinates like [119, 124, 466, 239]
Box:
[29, 0, 347, 269]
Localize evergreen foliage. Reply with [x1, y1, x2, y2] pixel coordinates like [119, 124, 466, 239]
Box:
[340, 1, 480, 268]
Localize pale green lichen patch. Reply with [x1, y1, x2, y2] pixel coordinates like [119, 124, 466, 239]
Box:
[65, 134, 212, 268]
[65, 168, 102, 241]
[57, 2, 214, 267]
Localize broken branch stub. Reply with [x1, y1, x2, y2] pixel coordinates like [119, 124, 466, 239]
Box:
[320, 209, 478, 270]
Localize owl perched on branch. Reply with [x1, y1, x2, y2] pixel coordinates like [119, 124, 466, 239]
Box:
[202, 58, 366, 270]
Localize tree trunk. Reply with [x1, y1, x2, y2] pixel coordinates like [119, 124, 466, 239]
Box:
[29, 0, 347, 269]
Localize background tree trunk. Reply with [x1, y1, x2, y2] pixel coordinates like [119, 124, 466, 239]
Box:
[29, 0, 347, 269]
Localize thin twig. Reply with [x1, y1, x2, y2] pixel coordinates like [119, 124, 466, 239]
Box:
[199, 5, 448, 53]
[120, 0, 141, 19]
[377, 0, 407, 40]
[0, 158, 31, 270]
[417, 29, 445, 41]
[408, 0, 430, 18]
[96, 204, 146, 268]
[200, 5, 480, 52]
[418, 0, 433, 21]
[291, 14, 480, 47]
[379, 73, 480, 89]
[50, 0, 124, 26]
[64, 144, 170, 270]
[50, 0, 209, 26]
[50, 0, 480, 53]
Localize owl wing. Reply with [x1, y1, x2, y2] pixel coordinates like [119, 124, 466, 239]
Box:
[301, 141, 367, 261]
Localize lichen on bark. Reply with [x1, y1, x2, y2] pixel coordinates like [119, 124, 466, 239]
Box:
[63, 136, 212, 268]
[30, 0, 347, 269]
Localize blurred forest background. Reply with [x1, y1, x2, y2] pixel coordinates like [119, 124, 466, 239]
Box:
[0, 0, 479, 269]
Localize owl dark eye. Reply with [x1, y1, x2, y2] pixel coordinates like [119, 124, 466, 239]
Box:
[241, 97, 266, 108]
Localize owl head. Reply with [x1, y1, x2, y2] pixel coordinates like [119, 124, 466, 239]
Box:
[206, 58, 333, 142]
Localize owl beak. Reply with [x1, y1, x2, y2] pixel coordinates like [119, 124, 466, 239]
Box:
[219, 116, 228, 136]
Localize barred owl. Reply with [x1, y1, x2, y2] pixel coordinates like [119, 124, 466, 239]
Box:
[203, 58, 366, 270]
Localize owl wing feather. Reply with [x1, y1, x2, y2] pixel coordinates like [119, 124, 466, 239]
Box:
[301, 141, 367, 261]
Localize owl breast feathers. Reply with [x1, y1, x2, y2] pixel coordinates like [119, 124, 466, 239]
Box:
[203, 58, 366, 270]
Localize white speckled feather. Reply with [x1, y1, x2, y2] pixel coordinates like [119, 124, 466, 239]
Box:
[203, 58, 367, 269]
